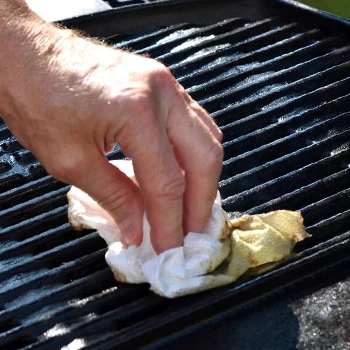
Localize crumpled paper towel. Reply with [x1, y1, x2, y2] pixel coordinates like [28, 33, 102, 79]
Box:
[67, 160, 310, 298]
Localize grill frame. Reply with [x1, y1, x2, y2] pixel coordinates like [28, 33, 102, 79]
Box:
[59, 0, 270, 37]
[1, 1, 350, 349]
[59, 0, 350, 38]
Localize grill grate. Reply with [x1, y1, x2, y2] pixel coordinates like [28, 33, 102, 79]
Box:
[1, 12, 350, 350]
[106, 0, 172, 8]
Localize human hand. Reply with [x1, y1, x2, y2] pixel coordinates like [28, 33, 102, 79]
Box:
[0, 23, 223, 253]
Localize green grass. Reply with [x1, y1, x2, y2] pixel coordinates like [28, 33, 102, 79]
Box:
[298, 0, 350, 19]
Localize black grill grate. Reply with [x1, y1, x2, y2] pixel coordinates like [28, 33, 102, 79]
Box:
[1, 12, 350, 350]
[106, 0, 172, 8]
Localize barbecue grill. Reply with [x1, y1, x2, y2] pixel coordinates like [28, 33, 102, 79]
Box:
[1, 0, 350, 349]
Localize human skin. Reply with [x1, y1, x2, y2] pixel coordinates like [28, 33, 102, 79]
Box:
[0, 0, 223, 253]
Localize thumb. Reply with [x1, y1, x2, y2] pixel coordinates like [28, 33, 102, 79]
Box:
[75, 156, 144, 246]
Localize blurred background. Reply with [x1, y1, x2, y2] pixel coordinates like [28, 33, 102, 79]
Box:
[298, 0, 350, 19]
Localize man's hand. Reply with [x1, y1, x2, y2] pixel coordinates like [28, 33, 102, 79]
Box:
[0, 2, 223, 253]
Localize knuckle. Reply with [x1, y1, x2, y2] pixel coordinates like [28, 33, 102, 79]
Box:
[45, 157, 84, 183]
[117, 88, 155, 123]
[153, 172, 185, 201]
[148, 63, 175, 88]
[98, 186, 132, 215]
[149, 62, 172, 79]
[216, 127, 224, 142]
[205, 142, 224, 169]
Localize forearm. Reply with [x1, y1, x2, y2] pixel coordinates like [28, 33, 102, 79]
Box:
[0, 0, 71, 120]
[0, 0, 48, 77]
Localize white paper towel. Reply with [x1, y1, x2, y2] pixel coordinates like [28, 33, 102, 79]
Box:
[67, 160, 310, 298]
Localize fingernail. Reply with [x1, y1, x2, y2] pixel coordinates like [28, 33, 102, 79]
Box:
[121, 222, 143, 246]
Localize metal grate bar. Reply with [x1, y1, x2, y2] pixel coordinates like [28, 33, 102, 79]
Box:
[0, 187, 69, 228]
[21, 295, 167, 350]
[134, 18, 252, 57]
[109, 23, 191, 47]
[221, 90, 350, 148]
[210, 71, 350, 125]
[247, 169, 349, 217]
[223, 146, 349, 208]
[0, 249, 107, 304]
[301, 189, 350, 229]
[220, 115, 350, 197]
[200, 60, 350, 113]
[0, 206, 68, 241]
[0, 269, 115, 331]
[0, 232, 105, 281]
[115, 18, 246, 52]
[0, 176, 64, 211]
[187, 38, 341, 97]
[1, 286, 151, 349]
[174, 29, 324, 83]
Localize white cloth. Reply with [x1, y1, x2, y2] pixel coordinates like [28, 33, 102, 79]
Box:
[67, 160, 310, 298]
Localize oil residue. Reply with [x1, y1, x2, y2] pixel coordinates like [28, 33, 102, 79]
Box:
[20, 301, 68, 326]
[0, 240, 18, 250]
[1, 268, 49, 294]
[181, 44, 231, 63]
[261, 94, 301, 111]
[0, 254, 33, 270]
[330, 143, 349, 156]
[170, 35, 216, 53]
[156, 28, 200, 45]
[311, 127, 346, 143]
